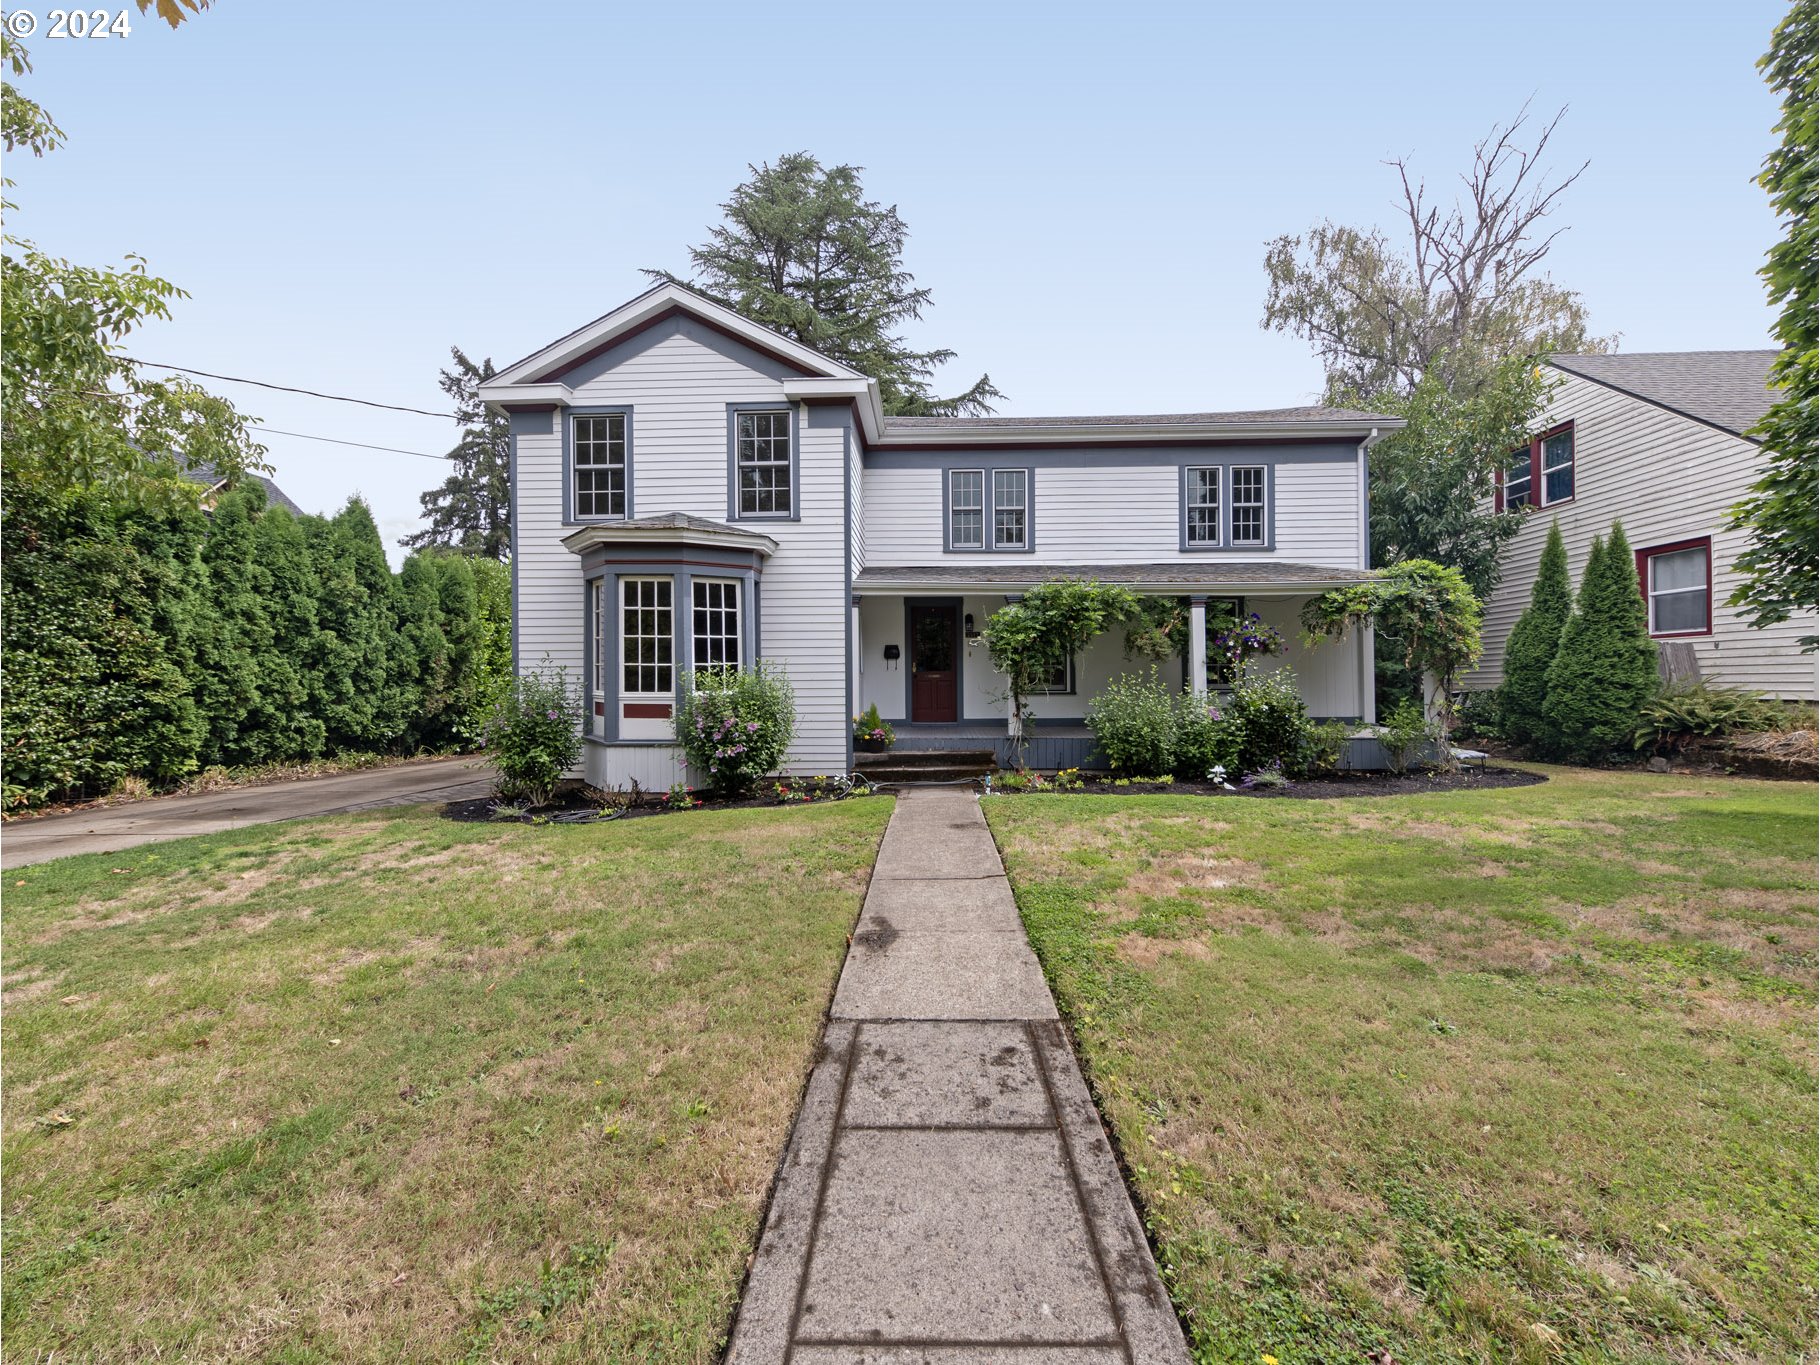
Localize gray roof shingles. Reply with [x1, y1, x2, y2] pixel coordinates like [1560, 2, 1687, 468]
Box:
[1547, 351, 1779, 438]
[856, 562, 1370, 587]
[880, 406, 1395, 432]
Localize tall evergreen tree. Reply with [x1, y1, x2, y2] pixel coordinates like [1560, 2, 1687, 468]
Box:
[401, 348, 511, 560]
[1497, 519, 1572, 752]
[252, 504, 327, 760]
[647, 152, 1002, 416]
[308, 499, 402, 752]
[195, 486, 274, 764]
[1727, 0, 1818, 648]
[1544, 522, 1659, 761]
[393, 552, 454, 749]
[469, 554, 514, 733]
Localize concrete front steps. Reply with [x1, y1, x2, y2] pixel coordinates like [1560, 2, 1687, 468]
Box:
[852, 748, 994, 785]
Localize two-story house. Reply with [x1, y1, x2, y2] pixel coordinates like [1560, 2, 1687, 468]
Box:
[1468, 351, 1815, 702]
[481, 284, 1399, 786]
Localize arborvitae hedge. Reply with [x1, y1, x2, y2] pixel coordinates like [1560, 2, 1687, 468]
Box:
[0, 474, 509, 809]
[1543, 521, 1659, 762]
[1498, 518, 1573, 753]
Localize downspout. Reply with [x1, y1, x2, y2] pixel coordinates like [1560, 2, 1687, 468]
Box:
[1357, 427, 1383, 725]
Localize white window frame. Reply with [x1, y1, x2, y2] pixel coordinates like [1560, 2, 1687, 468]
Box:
[620, 576, 674, 698]
[691, 578, 741, 677]
[1540, 428, 1575, 504]
[1644, 542, 1711, 638]
[1185, 466, 1222, 547]
[573, 413, 627, 519]
[993, 469, 1028, 549]
[590, 579, 607, 731]
[735, 410, 793, 517]
[1230, 465, 1268, 547]
[949, 469, 985, 549]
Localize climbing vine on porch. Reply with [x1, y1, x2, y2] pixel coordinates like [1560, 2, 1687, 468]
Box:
[982, 580, 1139, 763]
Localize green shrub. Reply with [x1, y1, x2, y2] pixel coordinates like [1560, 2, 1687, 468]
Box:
[1228, 669, 1313, 777]
[1498, 519, 1572, 753]
[1173, 692, 1245, 780]
[1634, 683, 1792, 751]
[1544, 524, 1659, 762]
[1452, 689, 1505, 742]
[675, 662, 795, 795]
[1303, 718, 1354, 776]
[483, 666, 582, 806]
[1087, 669, 1178, 775]
[1375, 698, 1436, 775]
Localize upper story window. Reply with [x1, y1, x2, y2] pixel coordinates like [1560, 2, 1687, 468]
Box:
[692, 578, 741, 674]
[574, 413, 627, 519]
[1185, 467, 1221, 547]
[948, 466, 1032, 552]
[993, 470, 1028, 548]
[1230, 466, 1267, 546]
[621, 576, 674, 696]
[1502, 423, 1574, 511]
[735, 410, 793, 517]
[1640, 538, 1711, 637]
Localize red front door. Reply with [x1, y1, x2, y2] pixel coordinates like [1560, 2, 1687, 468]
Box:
[909, 600, 960, 722]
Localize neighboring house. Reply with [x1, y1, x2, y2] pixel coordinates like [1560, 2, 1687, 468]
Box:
[181, 463, 306, 516]
[480, 283, 1399, 784]
[1468, 351, 1814, 702]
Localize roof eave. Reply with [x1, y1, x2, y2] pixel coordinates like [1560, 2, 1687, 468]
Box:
[558, 522, 779, 557]
[870, 418, 1405, 446]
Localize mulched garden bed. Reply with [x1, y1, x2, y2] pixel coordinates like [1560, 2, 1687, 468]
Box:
[991, 765, 1548, 800]
[441, 775, 873, 825]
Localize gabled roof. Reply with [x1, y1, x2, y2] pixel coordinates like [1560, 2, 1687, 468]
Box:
[181, 464, 305, 516]
[1546, 350, 1779, 439]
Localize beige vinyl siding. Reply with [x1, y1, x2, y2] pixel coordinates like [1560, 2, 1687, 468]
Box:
[513, 327, 851, 780]
[1469, 371, 1815, 700]
[860, 459, 1360, 565]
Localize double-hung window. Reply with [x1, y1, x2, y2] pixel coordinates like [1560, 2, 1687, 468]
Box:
[573, 414, 627, 519]
[1230, 466, 1267, 546]
[621, 577, 673, 697]
[589, 579, 608, 729]
[691, 579, 741, 674]
[1503, 424, 1573, 510]
[1640, 539, 1711, 637]
[993, 470, 1028, 549]
[736, 410, 792, 516]
[949, 470, 985, 549]
[1185, 467, 1221, 547]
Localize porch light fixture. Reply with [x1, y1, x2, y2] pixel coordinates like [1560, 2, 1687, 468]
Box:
[964, 613, 980, 644]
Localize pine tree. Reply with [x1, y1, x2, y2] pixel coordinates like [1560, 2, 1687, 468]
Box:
[647, 152, 1003, 416]
[1498, 519, 1573, 753]
[1544, 521, 1659, 761]
[401, 348, 511, 560]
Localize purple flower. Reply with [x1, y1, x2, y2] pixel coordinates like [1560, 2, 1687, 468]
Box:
[746, 722, 759, 732]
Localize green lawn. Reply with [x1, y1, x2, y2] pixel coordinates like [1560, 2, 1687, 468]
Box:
[983, 767, 1816, 1364]
[2, 797, 892, 1362]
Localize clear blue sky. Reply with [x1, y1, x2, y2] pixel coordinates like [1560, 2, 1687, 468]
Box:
[8, 0, 1785, 561]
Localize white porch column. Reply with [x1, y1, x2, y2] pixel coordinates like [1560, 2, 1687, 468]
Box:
[1188, 596, 1208, 696]
[1360, 622, 1378, 724]
[850, 594, 863, 718]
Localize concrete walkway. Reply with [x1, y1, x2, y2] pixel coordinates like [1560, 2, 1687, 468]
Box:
[0, 756, 495, 868]
[729, 787, 1190, 1364]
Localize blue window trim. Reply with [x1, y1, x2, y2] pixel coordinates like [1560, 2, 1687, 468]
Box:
[943, 463, 1037, 554]
[727, 402, 801, 523]
[1178, 462, 1274, 553]
[563, 405, 635, 526]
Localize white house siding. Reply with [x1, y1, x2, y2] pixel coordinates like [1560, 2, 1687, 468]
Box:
[1467, 371, 1816, 700]
[860, 453, 1360, 565]
[511, 321, 852, 784]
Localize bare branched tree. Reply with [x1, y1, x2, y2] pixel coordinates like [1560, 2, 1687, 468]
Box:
[1263, 103, 1614, 400]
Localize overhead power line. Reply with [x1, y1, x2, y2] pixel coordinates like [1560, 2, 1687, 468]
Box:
[259, 428, 453, 461]
[126, 357, 457, 420]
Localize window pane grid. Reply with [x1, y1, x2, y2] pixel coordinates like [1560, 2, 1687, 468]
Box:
[736, 411, 792, 516]
[1231, 466, 1266, 545]
[1186, 467, 1220, 545]
[574, 414, 626, 518]
[993, 470, 1027, 548]
[1542, 431, 1574, 503]
[621, 577, 673, 695]
[950, 470, 984, 548]
[691, 579, 741, 673]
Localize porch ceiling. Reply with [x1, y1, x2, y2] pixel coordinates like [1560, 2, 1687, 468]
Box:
[853, 562, 1374, 593]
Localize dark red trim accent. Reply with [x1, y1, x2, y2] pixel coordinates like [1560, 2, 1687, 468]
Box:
[623, 702, 673, 719]
[593, 701, 605, 717]
[1635, 535, 1714, 638]
[1499, 419, 1576, 512]
[526, 304, 821, 385]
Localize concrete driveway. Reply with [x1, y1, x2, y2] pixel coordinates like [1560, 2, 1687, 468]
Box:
[1, 756, 495, 869]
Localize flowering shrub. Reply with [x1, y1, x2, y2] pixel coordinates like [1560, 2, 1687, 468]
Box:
[852, 703, 896, 747]
[663, 781, 701, 810]
[1088, 669, 1243, 780]
[1228, 669, 1313, 777]
[674, 663, 794, 796]
[772, 774, 843, 804]
[482, 667, 582, 807]
[1207, 611, 1285, 685]
[1052, 766, 1085, 790]
[1172, 693, 1244, 780]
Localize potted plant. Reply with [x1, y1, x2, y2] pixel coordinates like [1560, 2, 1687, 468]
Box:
[852, 704, 896, 753]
